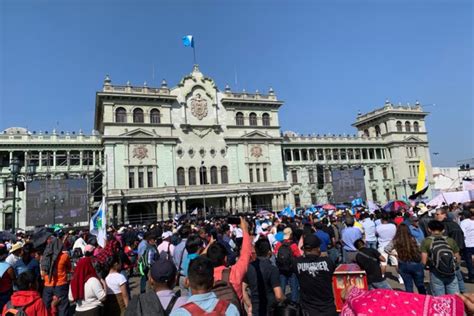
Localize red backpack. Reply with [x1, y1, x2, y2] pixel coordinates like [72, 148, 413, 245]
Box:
[181, 300, 229, 316]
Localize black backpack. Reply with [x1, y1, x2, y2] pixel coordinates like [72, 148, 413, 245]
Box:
[212, 268, 244, 316]
[276, 242, 294, 275]
[429, 236, 456, 276]
[4, 301, 27, 316]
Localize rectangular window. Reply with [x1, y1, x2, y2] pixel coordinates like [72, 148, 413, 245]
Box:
[294, 194, 301, 207]
[382, 167, 388, 179]
[369, 168, 374, 180]
[348, 149, 354, 160]
[376, 148, 382, 159]
[385, 188, 390, 201]
[317, 149, 324, 160]
[5, 180, 14, 198]
[332, 149, 339, 160]
[309, 150, 316, 161]
[325, 149, 332, 161]
[372, 189, 378, 202]
[263, 168, 267, 182]
[138, 171, 144, 188]
[355, 149, 361, 160]
[406, 147, 410, 157]
[369, 149, 375, 160]
[249, 168, 254, 182]
[311, 193, 317, 205]
[362, 149, 368, 160]
[308, 169, 315, 183]
[147, 171, 153, 188]
[340, 149, 347, 160]
[129, 171, 135, 188]
[291, 170, 298, 184]
[414, 147, 418, 157]
[256, 168, 261, 182]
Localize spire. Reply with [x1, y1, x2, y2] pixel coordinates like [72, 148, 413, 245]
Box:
[224, 84, 231, 93]
[161, 79, 168, 88]
[103, 74, 111, 86]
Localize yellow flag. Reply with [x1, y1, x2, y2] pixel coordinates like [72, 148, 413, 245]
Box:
[410, 159, 429, 200]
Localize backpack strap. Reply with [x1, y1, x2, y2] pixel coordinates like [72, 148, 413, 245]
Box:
[221, 267, 231, 283]
[213, 300, 230, 314]
[181, 302, 206, 315]
[165, 292, 180, 315]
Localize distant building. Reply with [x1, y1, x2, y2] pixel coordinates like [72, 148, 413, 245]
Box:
[0, 66, 434, 229]
[432, 165, 474, 194]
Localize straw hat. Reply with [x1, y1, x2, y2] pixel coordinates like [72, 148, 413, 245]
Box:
[9, 242, 23, 254]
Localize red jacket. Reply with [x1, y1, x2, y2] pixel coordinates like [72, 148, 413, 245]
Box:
[2, 290, 51, 316]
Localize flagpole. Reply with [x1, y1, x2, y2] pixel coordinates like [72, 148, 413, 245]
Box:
[193, 44, 197, 65]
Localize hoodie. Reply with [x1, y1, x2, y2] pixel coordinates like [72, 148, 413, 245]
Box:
[2, 290, 51, 316]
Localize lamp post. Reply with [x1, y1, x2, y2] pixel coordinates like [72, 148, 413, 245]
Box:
[201, 161, 206, 221]
[9, 157, 36, 232]
[45, 195, 64, 226]
[401, 179, 408, 199]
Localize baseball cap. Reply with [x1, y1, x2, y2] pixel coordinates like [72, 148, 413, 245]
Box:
[151, 258, 177, 283]
[303, 234, 321, 249]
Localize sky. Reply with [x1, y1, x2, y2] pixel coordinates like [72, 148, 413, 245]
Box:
[0, 0, 472, 167]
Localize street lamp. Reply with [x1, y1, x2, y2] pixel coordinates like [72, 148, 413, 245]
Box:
[9, 157, 36, 232]
[201, 161, 206, 221]
[44, 195, 64, 226]
[401, 179, 408, 198]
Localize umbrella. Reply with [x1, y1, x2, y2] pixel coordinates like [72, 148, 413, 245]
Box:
[336, 204, 348, 209]
[321, 203, 336, 210]
[383, 200, 410, 212]
[0, 231, 16, 242]
[32, 227, 53, 249]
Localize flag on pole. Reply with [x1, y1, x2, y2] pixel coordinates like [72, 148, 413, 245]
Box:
[409, 159, 429, 200]
[90, 197, 107, 248]
[190, 208, 198, 215]
[182, 35, 194, 47]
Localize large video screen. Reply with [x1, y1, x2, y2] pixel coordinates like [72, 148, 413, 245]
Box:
[26, 179, 88, 226]
[331, 168, 367, 203]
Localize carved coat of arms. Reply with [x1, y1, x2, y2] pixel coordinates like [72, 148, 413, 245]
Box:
[190, 93, 208, 120]
[132, 144, 148, 160]
[250, 145, 263, 158]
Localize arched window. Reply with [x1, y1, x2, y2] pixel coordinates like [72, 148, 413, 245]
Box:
[375, 125, 381, 137]
[150, 109, 160, 124]
[262, 113, 270, 126]
[405, 121, 411, 132]
[249, 112, 257, 126]
[363, 129, 370, 137]
[115, 107, 127, 123]
[199, 166, 207, 185]
[133, 108, 144, 123]
[210, 166, 218, 184]
[396, 121, 403, 132]
[188, 167, 196, 185]
[221, 166, 228, 184]
[236, 112, 244, 126]
[413, 121, 419, 132]
[177, 167, 185, 186]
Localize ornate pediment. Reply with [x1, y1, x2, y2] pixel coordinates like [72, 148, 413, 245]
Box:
[404, 135, 423, 142]
[119, 128, 158, 138]
[241, 130, 271, 139]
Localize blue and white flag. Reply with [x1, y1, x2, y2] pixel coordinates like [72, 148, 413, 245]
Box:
[90, 196, 107, 248]
[280, 205, 295, 218]
[182, 35, 194, 47]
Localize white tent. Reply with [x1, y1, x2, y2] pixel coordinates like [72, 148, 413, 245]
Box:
[427, 190, 474, 206]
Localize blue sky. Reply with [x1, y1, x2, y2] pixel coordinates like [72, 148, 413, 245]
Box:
[0, 0, 472, 167]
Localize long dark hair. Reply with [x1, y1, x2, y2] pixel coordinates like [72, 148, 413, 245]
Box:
[393, 223, 421, 262]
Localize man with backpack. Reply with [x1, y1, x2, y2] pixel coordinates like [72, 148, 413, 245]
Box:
[138, 232, 157, 293]
[170, 256, 239, 316]
[126, 258, 187, 316]
[273, 227, 301, 303]
[421, 220, 461, 296]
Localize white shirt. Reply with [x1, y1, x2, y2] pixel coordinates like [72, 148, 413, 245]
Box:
[5, 254, 21, 270]
[361, 218, 377, 242]
[376, 223, 397, 248]
[157, 240, 175, 258]
[105, 272, 127, 295]
[461, 218, 474, 248]
[69, 277, 106, 311]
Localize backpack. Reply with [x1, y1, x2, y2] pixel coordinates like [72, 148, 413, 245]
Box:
[4, 301, 27, 316]
[276, 242, 294, 275]
[212, 268, 243, 315]
[271, 299, 302, 316]
[138, 247, 156, 276]
[429, 236, 456, 276]
[181, 300, 230, 316]
[125, 290, 180, 316]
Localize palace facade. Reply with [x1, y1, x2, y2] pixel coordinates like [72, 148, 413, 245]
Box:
[0, 66, 433, 229]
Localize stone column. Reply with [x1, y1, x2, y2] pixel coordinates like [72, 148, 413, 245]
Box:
[182, 199, 187, 214]
[243, 195, 248, 212]
[163, 201, 169, 221]
[271, 195, 277, 211]
[171, 200, 176, 218]
[79, 151, 83, 167]
[53, 151, 57, 168]
[123, 204, 129, 224]
[225, 197, 230, 212]
[39, 152, 43, 168]
[116, 204, 123, 225]
[237, 195, 243, 211]
[92, 151, 96, 167]
[156, 201, 162, 221]
[248, 196, 253, 213]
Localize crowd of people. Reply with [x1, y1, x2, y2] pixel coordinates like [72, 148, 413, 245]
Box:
[0, 201, 473, 315]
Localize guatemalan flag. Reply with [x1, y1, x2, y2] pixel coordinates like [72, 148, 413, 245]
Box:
[182, 35, 194, 47]
[90, 196, 107, 248]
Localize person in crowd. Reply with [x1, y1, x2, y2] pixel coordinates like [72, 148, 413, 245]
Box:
[417, 203, 432, 237]
[181, 235, 203, 278]
[6, 242, 23, 275]
[69, 256, 106, 316]
[0, 246, 15, 311]
[293, 234, 337, 316]
[41, 236, 71, 316]
[157, 231, 175, 260]
[386, 223, 426, 294]
[341, 216, 362, 264]
[354, 239, 391, 289]
[244, 238, 284, 316]
[460, 207, 474, 283]
[126, 258, 187, 316]
[173, 225, 191, 295]
[313, 222, 331, 257]
[321, 217, 340, 264]
[341, 285, 464, 316]
[138, 232, 157, 294]
[170, 256, 239, 316]
[435, 207, 466, 293]
[375, 212, 402, 283]
[421, 220, 461, 296]
[1, 270, 55, 316]
[273, 227, 301, 303]
[408, 214, 425, 245]
[104, 254, 129, 315]
[360, 212, 377, 249]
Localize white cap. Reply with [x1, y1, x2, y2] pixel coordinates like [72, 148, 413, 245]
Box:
[162, 231, 173, 239]
[261, 223, 269, 230]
